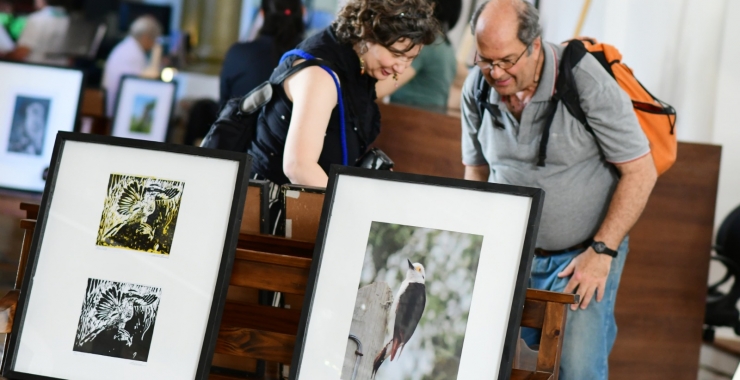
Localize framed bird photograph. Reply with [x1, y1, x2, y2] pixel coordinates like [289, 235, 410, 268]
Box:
[111, 75, 177, 143]
[2, 132, 251, 380]
[290, 167, 544, 380]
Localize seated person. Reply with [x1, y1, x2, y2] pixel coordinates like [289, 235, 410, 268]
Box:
[102, 16, 163, 116]
[220, 0, 305, 106]
[246, 0, 439, 232]
[380, 0, 461, 111]
[5, 0, 69, 65]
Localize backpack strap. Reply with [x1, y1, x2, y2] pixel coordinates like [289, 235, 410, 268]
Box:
[537, 40, 592, 167]
[475, 70, 505, 129]
[278, 49, 349, 166]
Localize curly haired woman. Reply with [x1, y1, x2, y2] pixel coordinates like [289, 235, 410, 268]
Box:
[249, 0, 440, 191]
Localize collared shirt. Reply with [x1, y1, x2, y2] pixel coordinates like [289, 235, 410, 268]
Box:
[102, 36, 148, 116]
[461, 42, 650, 250]
[16, 6, 69, 65]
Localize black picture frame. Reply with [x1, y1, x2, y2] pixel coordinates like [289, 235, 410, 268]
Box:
[289, 165, 544, 380]
[111, 75, 178, 143]
[2, 132, 251, 380]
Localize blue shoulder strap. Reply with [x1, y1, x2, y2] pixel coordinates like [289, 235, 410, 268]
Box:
[280, 49, 348, 166]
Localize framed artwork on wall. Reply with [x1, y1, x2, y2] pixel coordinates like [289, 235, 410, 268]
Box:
[2, 132, 251, 380]
[0, 61, 84, 193]
[289, 166, 544, 380]
[111, 75, 177, 143]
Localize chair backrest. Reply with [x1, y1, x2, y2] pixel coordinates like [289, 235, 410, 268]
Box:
[281, 184, 325, 242]
[374, 103, 464, 179]
[241, 180, 270, 235]
[717, 205, 740, 259]
[81, 88, 107, 117]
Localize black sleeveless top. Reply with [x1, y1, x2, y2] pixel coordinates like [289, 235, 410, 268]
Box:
[248, 27, 381, 185]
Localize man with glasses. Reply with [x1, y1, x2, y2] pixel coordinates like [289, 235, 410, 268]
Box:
[461, 0, 657, 379]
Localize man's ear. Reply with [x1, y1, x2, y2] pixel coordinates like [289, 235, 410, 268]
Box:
[532, 36, 542, 51]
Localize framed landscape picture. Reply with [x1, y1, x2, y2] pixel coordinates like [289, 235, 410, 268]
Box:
[2, 132, 251, 380]
[290, 167, 544, 380]
[0, 61, 84, 192]
[111, 76, 177, 143]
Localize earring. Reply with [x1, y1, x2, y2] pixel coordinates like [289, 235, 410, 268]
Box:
[393, 73, 398, 88]
[359, 56, 365, 75]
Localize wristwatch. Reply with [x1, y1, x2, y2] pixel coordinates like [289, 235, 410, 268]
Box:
[591, 241, 618, 257]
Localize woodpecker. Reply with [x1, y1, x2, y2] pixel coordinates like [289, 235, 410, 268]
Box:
[372, 259, 426, 378]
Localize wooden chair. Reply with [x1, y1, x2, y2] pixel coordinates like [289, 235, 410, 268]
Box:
[281, 184, 324, 242]
[241, 180, 271, 235]
[80, 88, 106, 117]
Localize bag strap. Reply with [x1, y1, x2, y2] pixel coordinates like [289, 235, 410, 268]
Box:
[475, 70, 505, 129]
[538, 41, 593, 167]
[279, 49, 348, 165]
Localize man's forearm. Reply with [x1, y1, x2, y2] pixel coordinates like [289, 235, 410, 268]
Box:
[464, 164, 489, 182]
[594, 154, 658, 249]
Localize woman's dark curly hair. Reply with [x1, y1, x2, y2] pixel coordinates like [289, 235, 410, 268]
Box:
[333, 0, 441, 54]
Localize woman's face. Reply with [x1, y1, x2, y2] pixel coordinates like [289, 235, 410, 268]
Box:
[362, 38, 422, 80]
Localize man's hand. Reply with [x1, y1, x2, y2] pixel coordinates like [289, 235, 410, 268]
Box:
[558, 248, 612, 311]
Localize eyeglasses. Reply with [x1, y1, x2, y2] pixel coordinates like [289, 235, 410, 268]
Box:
[474, 44, 531, 72]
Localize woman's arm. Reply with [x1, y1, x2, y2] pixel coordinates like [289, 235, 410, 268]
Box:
[281, 64, 339, 187]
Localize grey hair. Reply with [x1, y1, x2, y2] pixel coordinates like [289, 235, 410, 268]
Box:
[130, 15, 163, 39]
[470, 0, 542, 53]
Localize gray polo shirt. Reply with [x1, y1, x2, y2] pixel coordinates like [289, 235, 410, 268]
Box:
[461, 42, 650, 250]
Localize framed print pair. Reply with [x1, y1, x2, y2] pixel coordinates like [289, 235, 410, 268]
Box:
[111, 76, 177, 143]
[0, 60, 84, 193]
[2, 132, 250, 380]
[290, 167, 544, 380]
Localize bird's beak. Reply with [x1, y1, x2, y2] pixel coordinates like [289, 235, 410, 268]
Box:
[407, 259, 414, 270]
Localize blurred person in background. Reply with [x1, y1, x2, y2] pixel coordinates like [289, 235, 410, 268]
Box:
[379, 0, 461, 112]
[102, 15, 163, 116]
[220, 0, 305, 105]
[0, 1, 14, 56]
[5, 0, 69, 65]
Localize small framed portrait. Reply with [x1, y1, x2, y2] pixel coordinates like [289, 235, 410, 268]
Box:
[0, 61, 84, 192]
[111, 76, 177, 143]
[290, 166, 544, 380]
[2, 132, 251, 380]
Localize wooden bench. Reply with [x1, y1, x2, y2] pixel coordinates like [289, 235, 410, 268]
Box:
[2, 197, 577, 380]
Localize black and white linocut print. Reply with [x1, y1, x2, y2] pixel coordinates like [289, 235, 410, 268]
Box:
[7, 95, 51, 156]
[343, 222, 484, 380]
[73, 278, 162, 362]
[96, 174, 184, 255]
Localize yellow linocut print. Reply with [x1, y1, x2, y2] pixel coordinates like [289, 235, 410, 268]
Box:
[96, 173, 184, 255]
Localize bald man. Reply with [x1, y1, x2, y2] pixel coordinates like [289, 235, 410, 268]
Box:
[102, 16, 163, 116]
[461, 1, 656, 378]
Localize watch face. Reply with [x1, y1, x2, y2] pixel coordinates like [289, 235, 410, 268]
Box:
[593, 242, 606, 252]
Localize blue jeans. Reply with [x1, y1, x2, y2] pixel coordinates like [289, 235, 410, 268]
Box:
[522, 237, 629, 380]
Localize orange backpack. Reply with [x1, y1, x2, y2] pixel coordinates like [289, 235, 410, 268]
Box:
[543, 39, 677, 175]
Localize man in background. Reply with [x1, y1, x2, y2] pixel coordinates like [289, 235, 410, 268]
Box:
[103, 15, 163, 116]
[5, 0, 69, 64]
[461, 0, 657, 378]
